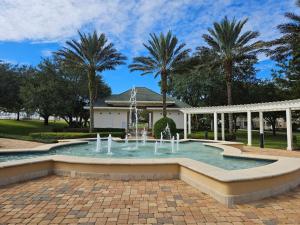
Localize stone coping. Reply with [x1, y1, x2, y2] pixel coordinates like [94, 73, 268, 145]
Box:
[0, 138, 300, 183]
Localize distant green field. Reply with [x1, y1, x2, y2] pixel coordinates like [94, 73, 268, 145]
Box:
[189, 130, 300, 150]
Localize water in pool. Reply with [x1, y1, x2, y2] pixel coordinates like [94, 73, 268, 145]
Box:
[0, 141, 274, 170]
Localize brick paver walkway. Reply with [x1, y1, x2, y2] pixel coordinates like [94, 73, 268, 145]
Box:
[0, 176, 299, 225]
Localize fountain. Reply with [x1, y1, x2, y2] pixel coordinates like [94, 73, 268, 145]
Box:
[154, 141, 158, 154]
[171, 136, 175, 153]
[176, 133, 180, 151]
[160, 132, 163, 146]
[96, 133, 101, 152]
[142, 128, 147, 145]
[107, 134, 112, 155]
[125, 134, 128, 145]
[163, 123, 171, 140]
[129, 87, 138, 141]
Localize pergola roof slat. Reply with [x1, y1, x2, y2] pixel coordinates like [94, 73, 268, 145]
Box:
[180, 99, 300, 114]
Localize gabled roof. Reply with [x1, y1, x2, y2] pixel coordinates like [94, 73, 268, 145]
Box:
[94, 87, 190, 108]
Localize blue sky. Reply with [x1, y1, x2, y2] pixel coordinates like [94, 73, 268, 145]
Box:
[0, 0, 297, 94]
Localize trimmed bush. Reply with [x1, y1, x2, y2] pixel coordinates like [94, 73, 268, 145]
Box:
[153, 117, 176, 139]
[53, 127, 126, 133]
[225, 133, 236, 141]
[29, 131, 125, 140]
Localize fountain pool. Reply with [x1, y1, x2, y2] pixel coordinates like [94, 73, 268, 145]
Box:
[0, 140, 274, 170]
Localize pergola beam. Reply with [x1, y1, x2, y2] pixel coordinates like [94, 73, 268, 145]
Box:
[181, 99, 299, 150]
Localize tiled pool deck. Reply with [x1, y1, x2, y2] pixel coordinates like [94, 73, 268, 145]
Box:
[0, 175, 299, 225]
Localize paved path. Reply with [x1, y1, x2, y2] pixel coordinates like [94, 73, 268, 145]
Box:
[242, 146, 300, 158]
[0, 176, 299, 225]
[0, 138, 43, 149]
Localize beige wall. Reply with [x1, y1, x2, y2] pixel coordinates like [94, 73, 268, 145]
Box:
[94, 109, 128, 129]
[152, 110, 184, 129]
[94, 108, 184, 129]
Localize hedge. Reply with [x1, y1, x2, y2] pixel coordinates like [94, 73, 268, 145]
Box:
[52, 127, 126, 133]
[153, 117, 176, 139]
[29, 131, 125, 140]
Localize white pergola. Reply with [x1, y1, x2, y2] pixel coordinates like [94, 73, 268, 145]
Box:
[181, 99, 300, 150]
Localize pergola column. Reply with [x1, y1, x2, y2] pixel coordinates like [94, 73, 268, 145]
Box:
[221, 113, 225, 141]
[259, 111, 264, 148]
[214, 112, 218, 141]
[188, 113, 191, 134]
[247, 111, 252, 146]
[286, 108, 293, 151]
[148, 112, 152, 129]
[183, 112, 187, 139]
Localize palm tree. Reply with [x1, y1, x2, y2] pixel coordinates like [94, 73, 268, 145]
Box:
[56, 31, 126, 132]
[203, 17, 262, 134]
[129, 31, 190, 117]
[266, 0, 300, 62]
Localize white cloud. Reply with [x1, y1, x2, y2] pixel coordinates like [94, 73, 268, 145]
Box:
[0, 0, 297, 57]
[41, 49, 53, 57]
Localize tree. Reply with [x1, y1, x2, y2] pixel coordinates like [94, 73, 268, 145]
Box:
[56, 63, 111, 127]
[129, 31, 190, 117]
[266, 0, 300, 99]
[169, 47, 226, 107]
[266, 0, 300, 63]
[0, 63, 34, 120]
[0, 63, 20, 118]
[21, 59, 62, 125]
[56, 31, 126, 132]
[203, 17, 263, 134]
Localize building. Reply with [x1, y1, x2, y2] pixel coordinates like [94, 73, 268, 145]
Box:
[92, 87, 190, 130]
[236, 117, 286, 130]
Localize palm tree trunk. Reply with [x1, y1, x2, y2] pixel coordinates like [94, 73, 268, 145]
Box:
[88, 69, 96, 133]
[225, 60, 233, 134]
[161, 71, 167, 117]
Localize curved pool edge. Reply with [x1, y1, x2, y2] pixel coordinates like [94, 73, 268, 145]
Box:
[0, 138, 300, 207]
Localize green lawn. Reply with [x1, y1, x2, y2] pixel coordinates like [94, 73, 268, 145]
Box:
[0, 119, 298, 149]
[189, 129, 300, 150]
[0, 119, 67, 142]
[0, 119, 125, 143]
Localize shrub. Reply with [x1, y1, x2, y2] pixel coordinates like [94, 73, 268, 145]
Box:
[29, 131, 125, 140]
[225, 133, 236, 141]
[153, 117, 176, 139]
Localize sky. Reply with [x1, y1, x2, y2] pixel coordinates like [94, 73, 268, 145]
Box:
[0, 0, 297, 94]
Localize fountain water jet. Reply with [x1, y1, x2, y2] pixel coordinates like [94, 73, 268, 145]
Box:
[125, 135, 128, 145]
[171, 136, 175, 153]
[163, 123, 171, 140]
[107, 134, 112, 155]
[129, 87, 138, 141]
[96, 133, 101, 152]
[176, 133, 180, 151]
[160, 132, 163, 146]
[142, 128, 147, 145]
[154, 141, 158, 154]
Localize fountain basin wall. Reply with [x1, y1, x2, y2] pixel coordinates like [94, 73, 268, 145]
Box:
[1, 140, 300, 207]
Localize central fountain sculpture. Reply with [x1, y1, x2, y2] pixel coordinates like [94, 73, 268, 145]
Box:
[163, 123, 171, 140]
[128, 87, 139, 146]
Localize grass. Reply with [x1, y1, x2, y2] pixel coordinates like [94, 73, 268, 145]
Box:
[0, 119, 67, 143]
[189, 129, 300, 150]
[0, 119, 298, 149]
[0, 119, 125, 143]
